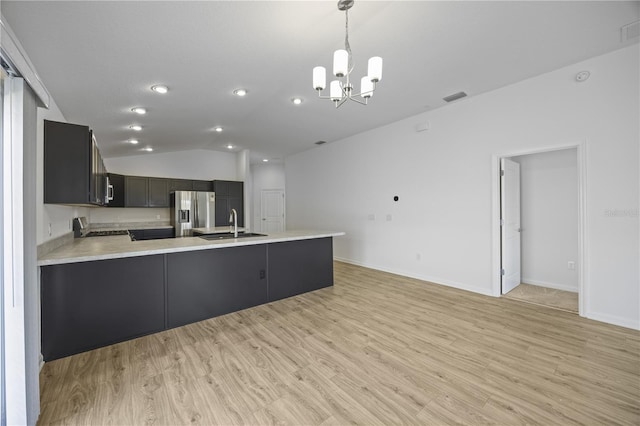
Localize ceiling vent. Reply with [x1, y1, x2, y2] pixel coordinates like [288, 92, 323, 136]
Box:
[443, 91, 467, 103]
[621, 20, 640, 42]
[315, 140, 326, 145]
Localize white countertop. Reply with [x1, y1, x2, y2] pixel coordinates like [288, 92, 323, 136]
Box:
[38, 230, 345, 266]
[192, 226, 245, 234]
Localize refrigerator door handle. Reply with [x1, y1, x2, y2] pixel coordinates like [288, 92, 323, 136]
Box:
[193, 193, 199, 228]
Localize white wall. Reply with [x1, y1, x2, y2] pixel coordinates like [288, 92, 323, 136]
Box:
[37, 100, 89, 244]
[512, 149, 578, 292]
[286, 45, 639, 329]
[104, 149, 237, 180]
[252, 162, 286, 232]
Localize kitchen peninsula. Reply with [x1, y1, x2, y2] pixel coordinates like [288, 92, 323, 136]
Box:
[38, 230, 344, 361]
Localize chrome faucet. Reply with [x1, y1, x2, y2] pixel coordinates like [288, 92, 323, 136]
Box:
[229, 208, 238, 237]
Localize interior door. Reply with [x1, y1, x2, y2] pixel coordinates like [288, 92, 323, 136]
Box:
[261, 190, 285, 233]
[501, 158, 521, 294]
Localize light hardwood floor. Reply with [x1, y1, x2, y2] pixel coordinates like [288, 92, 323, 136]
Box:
[38, 261, 640, 425]
[504, 283, 579, 313]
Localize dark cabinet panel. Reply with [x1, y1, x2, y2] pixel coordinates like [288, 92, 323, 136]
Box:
[130, 228, 174, 240]
[213, 180, 244, 227]
[107, 173, 125, 207]
[167, 245, 267, 329]
[267, 238, 334, 302]
[44, 120, 96, 205]
[125, 176, 148, 207]
[212, 180, 229, 196]
[148, 178, 169, 207]
[41, 255, 165, 361]
[228, 181, 243, 198]
[168, 179, 193, 192]
[192, 180, 212, 191]
[215, 198, 230, 227]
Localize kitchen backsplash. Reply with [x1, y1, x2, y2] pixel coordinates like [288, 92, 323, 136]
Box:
[89, 207, 170, 226]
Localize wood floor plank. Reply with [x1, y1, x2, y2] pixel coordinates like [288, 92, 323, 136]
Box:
[38, 261, 640, 425]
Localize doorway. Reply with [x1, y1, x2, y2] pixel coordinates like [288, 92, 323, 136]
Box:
[495, 146, 585, 315]
[260, 189, 285, 233]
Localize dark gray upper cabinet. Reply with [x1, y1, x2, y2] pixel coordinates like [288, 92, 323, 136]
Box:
[107, 173, 125, 208]
[44, 119, 106, 206]
[148, 178, 169, 207]
[168, 179, 193, 192]
[125, 176, 169, 207]
[125, 176, 148, 207]
[213, 180, 244, 227]
[192, 180, 212, 191]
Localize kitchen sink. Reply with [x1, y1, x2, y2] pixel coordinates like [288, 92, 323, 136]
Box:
[198, 233, 267, 241]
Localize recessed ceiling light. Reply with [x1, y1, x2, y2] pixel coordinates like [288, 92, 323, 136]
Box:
[226, 144, 234, 149]
[151, 85, 168, 94]
[131, 107, 147, 115]
[143, 147, 153, 152]
[262, 159, 269, 162]
[129, 124, 143, 131]
[128, 139, 139, 145]
[291, 97, 303, 105]
[233, 89, 247, 97]
[214, 126, 223, 132]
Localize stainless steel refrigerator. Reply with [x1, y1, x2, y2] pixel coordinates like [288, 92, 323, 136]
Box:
[170, 191, 216, 237]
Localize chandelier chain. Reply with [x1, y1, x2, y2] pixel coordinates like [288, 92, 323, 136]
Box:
[345, 9, 353, 74]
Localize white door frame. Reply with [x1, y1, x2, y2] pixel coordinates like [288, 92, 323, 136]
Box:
[491, 141, 587, 316]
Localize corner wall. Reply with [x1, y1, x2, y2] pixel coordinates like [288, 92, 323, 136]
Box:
[285, 45, 639, 329]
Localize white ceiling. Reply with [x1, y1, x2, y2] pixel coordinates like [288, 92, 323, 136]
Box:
[1, 1, 638, 162]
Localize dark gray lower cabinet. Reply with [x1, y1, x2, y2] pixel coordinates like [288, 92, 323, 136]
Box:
[41, 238, 334, 360]
[41, 255, 165, 361]
[267, 237, 334, 301]
[167, 245, 268, 329]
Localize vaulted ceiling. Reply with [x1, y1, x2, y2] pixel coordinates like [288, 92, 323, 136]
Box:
[2, 1, 638, 162]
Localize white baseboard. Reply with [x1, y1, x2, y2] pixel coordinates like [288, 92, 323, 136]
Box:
[39, 353, 44, 371]
[333, 256, 495, 297]
[585, 311, 640, 331]
[521, 277, 578, 293]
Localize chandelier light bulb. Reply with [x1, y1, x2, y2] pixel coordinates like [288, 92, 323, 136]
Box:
[333, 50, 349, 77]
[330, 81, 342, 102]
[368, 57, 383, 82]
[313, 66, 327, 91]
[361, 76, 374, 99]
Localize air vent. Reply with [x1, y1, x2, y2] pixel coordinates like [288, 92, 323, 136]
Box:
[443, 91, 467, 103]
[621, 20, 640, 42]
[315, 141, 326, 145]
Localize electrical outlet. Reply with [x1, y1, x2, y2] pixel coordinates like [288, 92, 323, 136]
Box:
[367, 214, 375, 221]
[386, 214, 392, 222]
[416, 253, 421, 261]
[568, 261, 576, 270]
[156, 214, 160, 219]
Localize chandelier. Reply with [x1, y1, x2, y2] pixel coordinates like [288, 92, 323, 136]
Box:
[312, 0, 383, 108]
